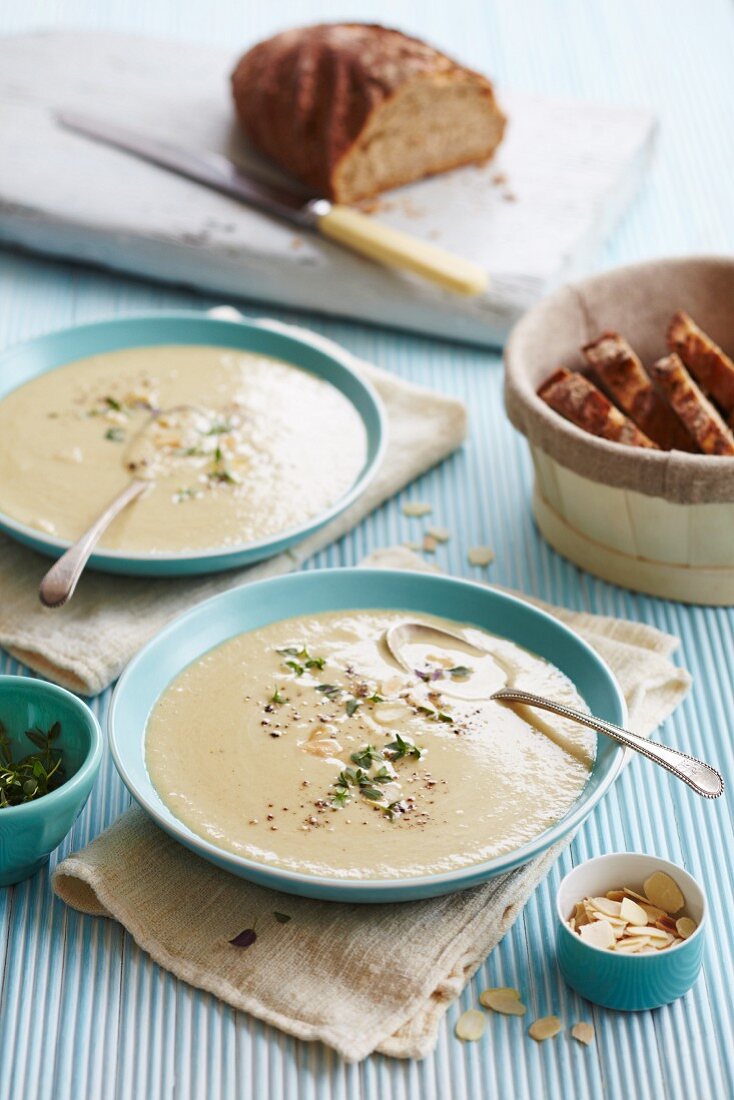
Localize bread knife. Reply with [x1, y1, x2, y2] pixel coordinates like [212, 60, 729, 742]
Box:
[56, 110, 488, 297]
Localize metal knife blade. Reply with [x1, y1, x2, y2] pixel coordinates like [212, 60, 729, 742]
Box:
[56, 110, 324, 230]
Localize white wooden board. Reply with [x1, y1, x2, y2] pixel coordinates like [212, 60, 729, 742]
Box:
[0, 31, 656, 346]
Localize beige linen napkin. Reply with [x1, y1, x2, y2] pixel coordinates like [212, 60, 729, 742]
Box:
[53, 547, 691, 1063]
[0, 320, 467, 695]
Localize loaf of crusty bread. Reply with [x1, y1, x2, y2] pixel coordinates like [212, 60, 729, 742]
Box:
[231, 23, 506, 203]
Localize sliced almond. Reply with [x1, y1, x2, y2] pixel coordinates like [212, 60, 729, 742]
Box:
[625, 924, 671, 940]
[606, 890, 625, 902]
[528, 1015, 561, 1042]
[589, 896, 622, 919]
[613, 938, 646, 954]
[579, 920, 615, 949]
[402, 501, 432, 518]
[468, 546, 495, 567]
[422, 534, 438, 553]
[373, 703, 409, 725]
[676, 917, 697, 939]
[620, 897, 648, 926]
[479, 988, 526, 1016]
[426, 526, 450, 543]
[643, 871, 685, 915]
[623, 886, 652, 905]
[641, 902, 667, 923]
[574, 902, 590, 928]
[455, 1009, 486, 1042]
[571, 1021, 595, 1046]
[303, 738, 342, 757]
[655, 916, 677, 934]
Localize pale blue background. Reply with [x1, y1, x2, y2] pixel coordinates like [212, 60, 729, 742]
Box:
[1, 2, 733, 1098]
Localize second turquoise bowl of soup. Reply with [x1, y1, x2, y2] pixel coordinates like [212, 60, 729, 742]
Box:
[109, 568, 628, 902]
[0, 312, 385, 576]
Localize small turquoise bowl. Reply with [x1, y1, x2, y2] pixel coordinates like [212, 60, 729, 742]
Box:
[557, 852, 706, 1011]
[0, 676, 103, 886]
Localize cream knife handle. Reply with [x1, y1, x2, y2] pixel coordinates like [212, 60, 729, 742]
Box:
[312, 201, 488, 297]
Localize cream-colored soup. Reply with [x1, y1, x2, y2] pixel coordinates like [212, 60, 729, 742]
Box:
[0, 345, 367, 553]
[146, 611, 595, 880]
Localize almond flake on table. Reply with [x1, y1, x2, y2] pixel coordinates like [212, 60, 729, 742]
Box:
[422, 534, 438, 553]
[454, 1009, 486, 1041]
[402, 501, 433, 518]
[479, 987, 527, 1016]
[426, 526, 450, 542]
[467, 546, 495, 567]
[528, 1016, 561, 1042]
[571, 1021, 595, 1046]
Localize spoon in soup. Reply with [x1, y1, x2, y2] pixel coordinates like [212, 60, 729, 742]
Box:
[38, 404, 216, 608]
[384, 621, 724, 799]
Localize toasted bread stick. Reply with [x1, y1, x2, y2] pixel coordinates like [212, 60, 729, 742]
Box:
[668, 311, 734, 418]
[538, 369, 658, 449]
[649, 354, 734, 455]
[583, 332, 697, 452]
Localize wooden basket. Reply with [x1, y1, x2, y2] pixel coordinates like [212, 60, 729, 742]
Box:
[504, 256, 734, 604]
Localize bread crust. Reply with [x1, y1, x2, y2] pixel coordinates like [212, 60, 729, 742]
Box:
[231, 23, 506, 201]
[667, 310, 734, 419]
[538, 369, 658, 449]
[649, 353, 734, 456]
[583, 332, 697, 451]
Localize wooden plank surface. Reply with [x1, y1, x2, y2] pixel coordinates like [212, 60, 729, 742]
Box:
[0, 31, 654, 346]
[0, 1, 733, 1098]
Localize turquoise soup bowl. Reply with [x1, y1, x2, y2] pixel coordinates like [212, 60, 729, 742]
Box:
[556, 852, 706, 1010]
[0, 677, 103, 886]
[0, 312, 385, 576]
[109, 568, 628, 902]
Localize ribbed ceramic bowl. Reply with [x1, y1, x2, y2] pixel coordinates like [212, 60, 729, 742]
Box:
[0, 676, 103, 886]
[505, 256, 734, 604]
[556, 852, 706, 1010]
[0, 312, 385, 576]
[109, 568, 627, 903]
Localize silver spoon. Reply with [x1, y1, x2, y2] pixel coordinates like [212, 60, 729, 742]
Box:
[38, 404, 211, 609]
[38, 479, 148, 608]
[384, 621, 724, 799]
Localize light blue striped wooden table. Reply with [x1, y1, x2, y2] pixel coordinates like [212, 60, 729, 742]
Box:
[1, 2, 733, 1097]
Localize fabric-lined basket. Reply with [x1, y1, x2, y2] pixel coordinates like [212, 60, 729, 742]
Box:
[504, 256, 734, 605]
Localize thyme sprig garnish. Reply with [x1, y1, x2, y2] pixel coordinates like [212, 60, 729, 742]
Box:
[277, 647, 325, 677]
[208, 445, 240, 485]
[104, 427, 125, 442]
[415, 705, 453, 725]
[448, 665, 473, 680]
[0, 720, 65, 808]
[350, 744, 382, 769]
[384, 733, 424, 760]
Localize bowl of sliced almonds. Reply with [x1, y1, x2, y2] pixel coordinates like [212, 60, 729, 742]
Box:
[556, 852, 706, 1011]
[505, 256, 734, 604]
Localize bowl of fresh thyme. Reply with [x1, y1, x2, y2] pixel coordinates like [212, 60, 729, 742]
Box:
[0, 676, 103, 885]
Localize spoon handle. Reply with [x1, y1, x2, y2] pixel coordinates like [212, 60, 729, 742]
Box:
[38, 479, 147, 609]
[493, 688, 724, 799]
